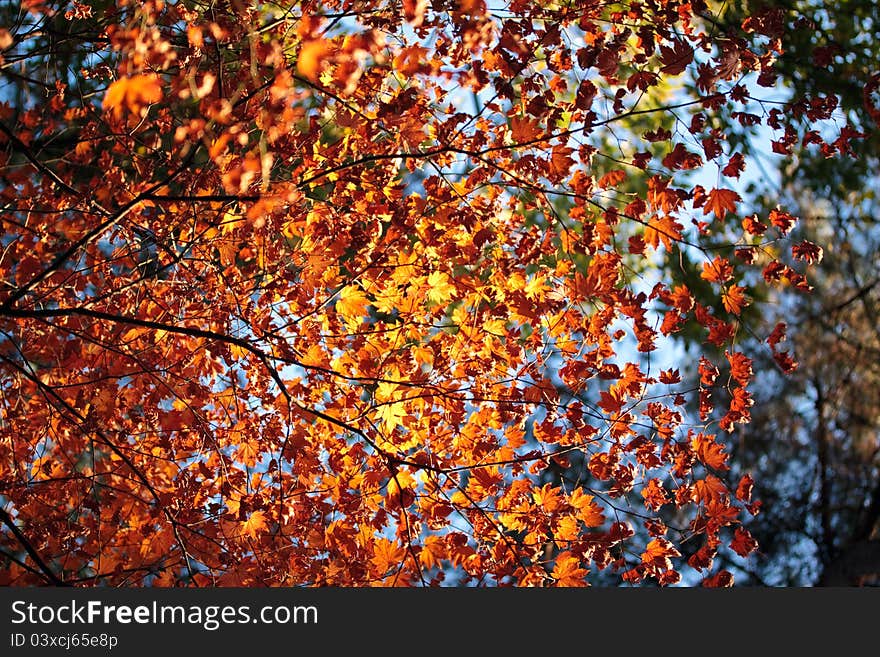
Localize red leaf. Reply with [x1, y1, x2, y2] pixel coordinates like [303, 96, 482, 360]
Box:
[736, 474, 755, 503]
[726, 350, 754, 386]
[702, 570, 735, 587]
[729, 527, 758, 557]
[722, 152, 745, 178]
[769, 209, 797, 234]
[659, 39, 694, 75]
[767, 322, 788, 348]
[791, 240, 823, 264]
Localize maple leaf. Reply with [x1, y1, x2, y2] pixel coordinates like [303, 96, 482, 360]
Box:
[641, 538, 680, 570]
[702, 570, 735, 587]
[659, 39, 694, 75]
[552, 552, 589, 587]
[703, 188, 741, 218]
[241, 510, 268, 539]
[688, 544, 716, 572]
[662, 143, 702, 170]
[767, 321, 788, 348]
[549, 145, 574, 180]
[736, 474, 755, 503]
[569, 489, 605, 527]
[104, 74, 162, 117]
[726, 350, 754, 386]
[692, 475, 728, 504]
[690, 433, 729, 471]
[509, 115, 543, 142]
[371, 538, 406, 575]
[700, 256, 734, 284]
[426, 271, 456, 305]
[644, 214, 683, 251]
[419, 536, 446, 569]
[742, 214, 768, 235]
[1, 0, 852, 589]
[722, 152, 746, 178]
[721, 285, 748, 315]
[598, 390, 624, 414]
[769, 209, 797, 234]
[597, 169, 627, 189]
[729, 527, 759, 557]
[642, 478, 670, 511]
[791, 240, 823, 264]
[376, 400, 407, 433]
[402, 0, 428, 27]
[336, 285, 370, 324]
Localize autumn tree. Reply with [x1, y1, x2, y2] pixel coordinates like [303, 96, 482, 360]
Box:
[0, 0, 858, 586]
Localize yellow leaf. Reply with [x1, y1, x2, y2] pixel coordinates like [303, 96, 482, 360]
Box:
[242, 510, 268, 539]
[121, 327, 144, 342]
[524, 275, 548, 300]
[482, 318, 506, 335]
[336, 285, 370, 323]
[426, 271, 455, 305]
[377, 401, 407, 434]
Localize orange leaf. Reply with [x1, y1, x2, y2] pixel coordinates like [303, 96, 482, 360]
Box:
[371, 538, 406, 575]
[703, 187, 741, 218]
[700, 256, 734, 284]
[642, 478, 670, 511]
[402, 0, 428, 26]
[552, 551, 589, 587]
[641, 538, 680, 570]
[597, 169, 627, 189]
[510, 115, 543, 142]
[419, 536, 446, 569]
[721, 284, 748, 315]
[104, 74, 163, 117]
[241, 510, 268, 539]
[298, 39, 333, 81]
[644, 214, 683, 250]
[692, 475, 728, 503]
[726, 350, 753, 386]
[691, 432, 729, 471]
[569, 489, 605, 527]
